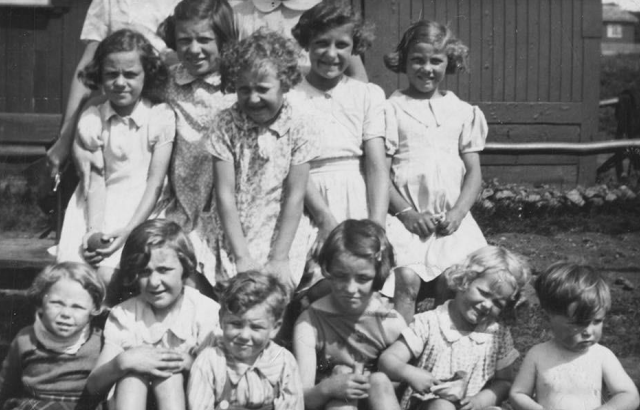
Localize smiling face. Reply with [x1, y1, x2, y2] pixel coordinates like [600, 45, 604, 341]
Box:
[451, 272, 516, 329]
[137, 245, 185, 317]
[326, 253, 376, 315]
[405, 42, 448, 99]
[220, 302, 281, 365]
[306, 23, 354, 90]
[236, 63, 284, 124]
[175, 18, 220, 77]
[38, 279, 96, 340]
[547, 308, 604, 353]
[102, 50, 145, 116]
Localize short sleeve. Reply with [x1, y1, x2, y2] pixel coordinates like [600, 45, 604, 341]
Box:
[400, 311, 432, 358]
[362, 83, 386, 142]
[289, 111, 320, 166]
[80, 0, 108, 42]
[495, 325, 519, 370]
[459, 105, 488, 154]
[103, 303, 135, 352]
[274, 350, 304, 410]
[384, 101, 399, 156]
[77, 105, 104, 152]
[205, 109, 235, 162]
[149, 103, 176, 148]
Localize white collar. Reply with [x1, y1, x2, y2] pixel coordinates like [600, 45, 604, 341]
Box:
[33, 313, 91, 355]
[173, 63, 222, 87]
[100, 98, 152, 128]
[437, 300, 498, 344]
[252, 0, 321, 13]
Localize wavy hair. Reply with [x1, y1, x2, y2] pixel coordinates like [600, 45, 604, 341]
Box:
[220, 270, 289, 322]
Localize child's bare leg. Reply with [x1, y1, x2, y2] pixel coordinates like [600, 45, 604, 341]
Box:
[153, 373, 186, 410]
[368, 372, 400, 410]
[421, 398, 456, 410]
[114, 374, 148, 410]
[393, 267, 421, 324]
[326, 365, 358, 410]
[98, 266, 120, 306]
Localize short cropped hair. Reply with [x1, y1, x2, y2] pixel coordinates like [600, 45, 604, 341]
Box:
[384, 20, 468, 74]
[318, 219, 394, 291]
[158, 0, 238, 52]
[119, 219, 197, 286]
[220, 271, 289, 322]
[220, 28, 302, 93]
[28, 262, 105, 312]
[535, 262, 611, 323]
[79, 29, 168, 98]
[292, 1, 374, 55]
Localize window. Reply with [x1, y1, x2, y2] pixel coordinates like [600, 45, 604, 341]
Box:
[607, 24, 623, 39]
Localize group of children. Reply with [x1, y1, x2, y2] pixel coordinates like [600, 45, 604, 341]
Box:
[1, 0, 638, 409]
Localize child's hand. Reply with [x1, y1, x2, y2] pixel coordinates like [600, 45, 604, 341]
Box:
[322, 373, 371, 401]
[177, 351, 195, 373]
[437, 208, 464, 236]
[117, 346, 184, 379]
[397, 210, 437, 238]
[458, 395, 484, 410]
[405, 367, 439, 395]
[96, 228, 129, 257]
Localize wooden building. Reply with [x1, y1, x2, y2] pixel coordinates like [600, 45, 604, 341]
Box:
[0, 0, 602, 187]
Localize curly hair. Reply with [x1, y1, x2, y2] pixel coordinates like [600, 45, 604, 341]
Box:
[28, 262, 105, 313]
[445, 246, 531, 306]
[292, 1, 374, 55]
[158, 0, 238, 52]
[384, 20, 468, 75]
[220, 271, 289, 322]
[535, 262, 611, 323]
[318, 219, 394, 291]
[79, 29, 168, 98]
[220, 28, 302, 93]
[119, 219, 197, 287]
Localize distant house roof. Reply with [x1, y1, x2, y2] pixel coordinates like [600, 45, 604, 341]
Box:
[603, 3, 639, 23]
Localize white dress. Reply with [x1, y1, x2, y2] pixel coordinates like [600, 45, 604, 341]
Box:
[385, 90, 488, 286]
[57, 99, 175, 268]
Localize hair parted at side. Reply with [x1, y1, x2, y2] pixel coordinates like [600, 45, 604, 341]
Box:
[384, 20, 468, 75]
[28, 262, 105, 313]
[220, 28, 302, 93]
[318, 219, 394, 291]
[158, 0, 238, 52]
[445, 245, 531, 302]
[292, 1, 374, 55]
[535, 261, 611, 323]
[119, 219, 197, 286]
[79, 28, 168, 98]
[221, 270, 289, 321]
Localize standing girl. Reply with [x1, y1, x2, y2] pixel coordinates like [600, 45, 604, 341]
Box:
[377, 246, 531, 410]
[293, 219, 407, 410]
[510, 262, 639, 410]
[382, 20, 488, 322]
[290, 2, 390, 246]
[0, 262, 105, 410]
[158, 0, 238, 290]
[207, 28, 319, 289]
[57, 29, 175, 295]
[86, 219, 221, 410]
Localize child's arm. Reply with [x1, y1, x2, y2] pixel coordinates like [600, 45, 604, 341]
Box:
[265, 162, 310, 281]
[378, 338, 439, 395]
[597, 349, 640, 410]
[304, 181, 338, 253]
[363, 137, 389, 227]
[509, 350, 543, 410]
[389, 182, 437, 239]
[213, 158, 260, 272]
[439, 151, 482, 236]
[460, 364, 514, 410]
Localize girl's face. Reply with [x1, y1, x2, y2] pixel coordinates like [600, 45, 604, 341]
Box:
[405, 42, 448, 99]
[326, 253, 376, 315]
[236, 63, 284, 124]
[38, 278, 96, 340]
[547, 308, 604, 353]
[220, 302, 281, 365]
[175, 18, 220, 77]
[102, 50, 145, 116]
[307, 24, 354, 88]
[451, 272, 515, 328]
[137, 245, 185, 316]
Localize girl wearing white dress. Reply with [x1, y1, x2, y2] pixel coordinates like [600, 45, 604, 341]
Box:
[382, 20, 488, 322]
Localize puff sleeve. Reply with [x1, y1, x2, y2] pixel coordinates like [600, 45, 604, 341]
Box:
[205, 109, 235, 162]
[459, 105, 488, 154]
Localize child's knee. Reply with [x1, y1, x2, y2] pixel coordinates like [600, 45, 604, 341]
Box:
[368, 372, 394, 392]
[394, 268, 421, 299]
[153, 374, 186, 410]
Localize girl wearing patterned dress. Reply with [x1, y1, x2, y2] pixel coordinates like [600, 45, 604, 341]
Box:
[377, 246, 531, 410]
[381, 20, 489, 322]
[158, 0, 238, 291]
[206, 29, 318, 289]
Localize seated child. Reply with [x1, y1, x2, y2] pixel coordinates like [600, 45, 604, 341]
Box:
[377, 246, 531, 410]
[293, 219, 407, 410]
[0, 262, 105, 410]
[187, 270, 303, 410]
[86, 219, 221, 410]
[510, 262, 640, 410]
